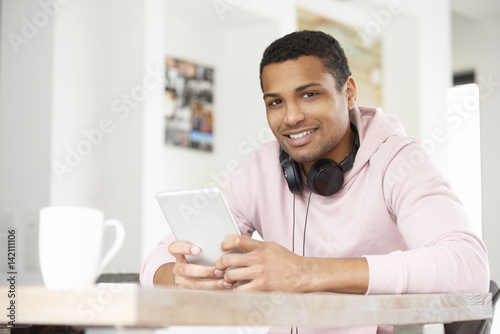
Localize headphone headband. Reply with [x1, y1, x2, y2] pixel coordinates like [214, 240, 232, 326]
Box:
[338, 122, 359, 172]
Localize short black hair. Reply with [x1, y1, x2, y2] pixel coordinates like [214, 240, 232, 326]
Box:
[259, 30, 351, 92]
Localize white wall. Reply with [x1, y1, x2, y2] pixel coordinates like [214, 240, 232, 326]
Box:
[141, 0, 169, 275]
[51, 0, 146, 275]
[383, 0, 452, 169]
[452, 13, 500, 283]
[382, 13, 419, 138]
[0, 0, 146, 284]
[0, 0, 54, 283]
[49, 0, 145, 275]
[476, 19, 500, 285]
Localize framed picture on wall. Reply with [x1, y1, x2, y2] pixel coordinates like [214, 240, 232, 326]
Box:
[164, 57, 214, 152]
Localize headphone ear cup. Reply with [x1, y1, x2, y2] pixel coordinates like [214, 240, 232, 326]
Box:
[281, 154, 303, 194]
[307, 159, 344, 196]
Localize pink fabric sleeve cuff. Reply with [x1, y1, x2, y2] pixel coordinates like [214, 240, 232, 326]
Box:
[139, 256, 173, 288]
[363, 251, 406, 295]
[140, 234, 177, 287]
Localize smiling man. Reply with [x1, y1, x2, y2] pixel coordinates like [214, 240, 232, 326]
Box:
[141, 30, 489, 334]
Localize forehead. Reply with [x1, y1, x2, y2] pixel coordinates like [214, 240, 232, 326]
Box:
[261, 56, 333, 93]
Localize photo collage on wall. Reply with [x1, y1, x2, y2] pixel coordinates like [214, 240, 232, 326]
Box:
[164, 57, 214, 152]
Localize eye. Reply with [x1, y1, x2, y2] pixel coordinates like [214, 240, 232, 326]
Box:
[302, 92, 318, 99]
[268, 99, 283, 106]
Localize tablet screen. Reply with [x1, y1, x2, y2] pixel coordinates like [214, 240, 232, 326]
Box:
[156, 187, 242, 266]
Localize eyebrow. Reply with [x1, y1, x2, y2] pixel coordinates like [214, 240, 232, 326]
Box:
[295, 82, 321, 92]
[263, 82, 322, 100]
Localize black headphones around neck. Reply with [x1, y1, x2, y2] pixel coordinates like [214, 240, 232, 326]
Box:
[279, 122, 360, 196]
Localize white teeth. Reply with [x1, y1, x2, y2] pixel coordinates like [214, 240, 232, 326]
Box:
[289, 129, 315, 139]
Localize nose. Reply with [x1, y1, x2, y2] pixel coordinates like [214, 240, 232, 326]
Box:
[283, 102, 305, 126]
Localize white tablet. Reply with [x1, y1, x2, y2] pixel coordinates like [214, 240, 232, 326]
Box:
[156, 187, 243, 266]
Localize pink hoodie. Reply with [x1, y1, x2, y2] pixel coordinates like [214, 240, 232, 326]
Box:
[140, 106, 489, 333]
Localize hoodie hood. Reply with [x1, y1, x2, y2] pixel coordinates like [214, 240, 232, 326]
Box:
[346, 106, 409, 184]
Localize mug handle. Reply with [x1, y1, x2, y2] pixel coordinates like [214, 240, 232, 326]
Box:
[98, 219, 125, 273]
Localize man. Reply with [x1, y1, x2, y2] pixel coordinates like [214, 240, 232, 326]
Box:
[141, 30, 489, 333]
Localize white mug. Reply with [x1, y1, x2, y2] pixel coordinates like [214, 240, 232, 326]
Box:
[39, 206, 125, 289]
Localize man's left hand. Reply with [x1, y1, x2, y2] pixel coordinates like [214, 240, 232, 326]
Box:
[214, 235, 313, 292]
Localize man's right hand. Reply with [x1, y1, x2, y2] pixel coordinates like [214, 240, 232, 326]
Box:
[153, 241, 230, 290]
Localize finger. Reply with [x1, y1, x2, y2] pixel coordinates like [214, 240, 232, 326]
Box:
[220, 235, 261, 252]
[175, 263, 224, 279]
[223, 266, 255, 283]
[214, 252, 248, 271]
[175, 275, 230, 290]
[168, 241, 201, 259]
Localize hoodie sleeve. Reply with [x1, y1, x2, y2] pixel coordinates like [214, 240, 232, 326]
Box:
[139, 232, 177, 287]
[364, 140, 490, 295]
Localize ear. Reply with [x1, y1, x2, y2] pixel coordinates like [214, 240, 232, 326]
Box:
[345, 76, 357, 110]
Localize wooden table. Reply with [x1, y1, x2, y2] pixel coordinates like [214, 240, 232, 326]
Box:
[0, 285, 493, 333]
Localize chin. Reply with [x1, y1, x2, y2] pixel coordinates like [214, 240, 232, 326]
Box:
[289, 151, 320, 164]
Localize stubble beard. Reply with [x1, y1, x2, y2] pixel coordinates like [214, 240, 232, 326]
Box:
[283, 137, 336, 165]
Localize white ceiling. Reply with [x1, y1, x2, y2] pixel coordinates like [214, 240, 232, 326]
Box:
[451, 0, 500, 21]
[170, 0, 500, 25]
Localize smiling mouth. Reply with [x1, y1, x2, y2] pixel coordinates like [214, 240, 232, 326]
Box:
[288, 129, 316, 139]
